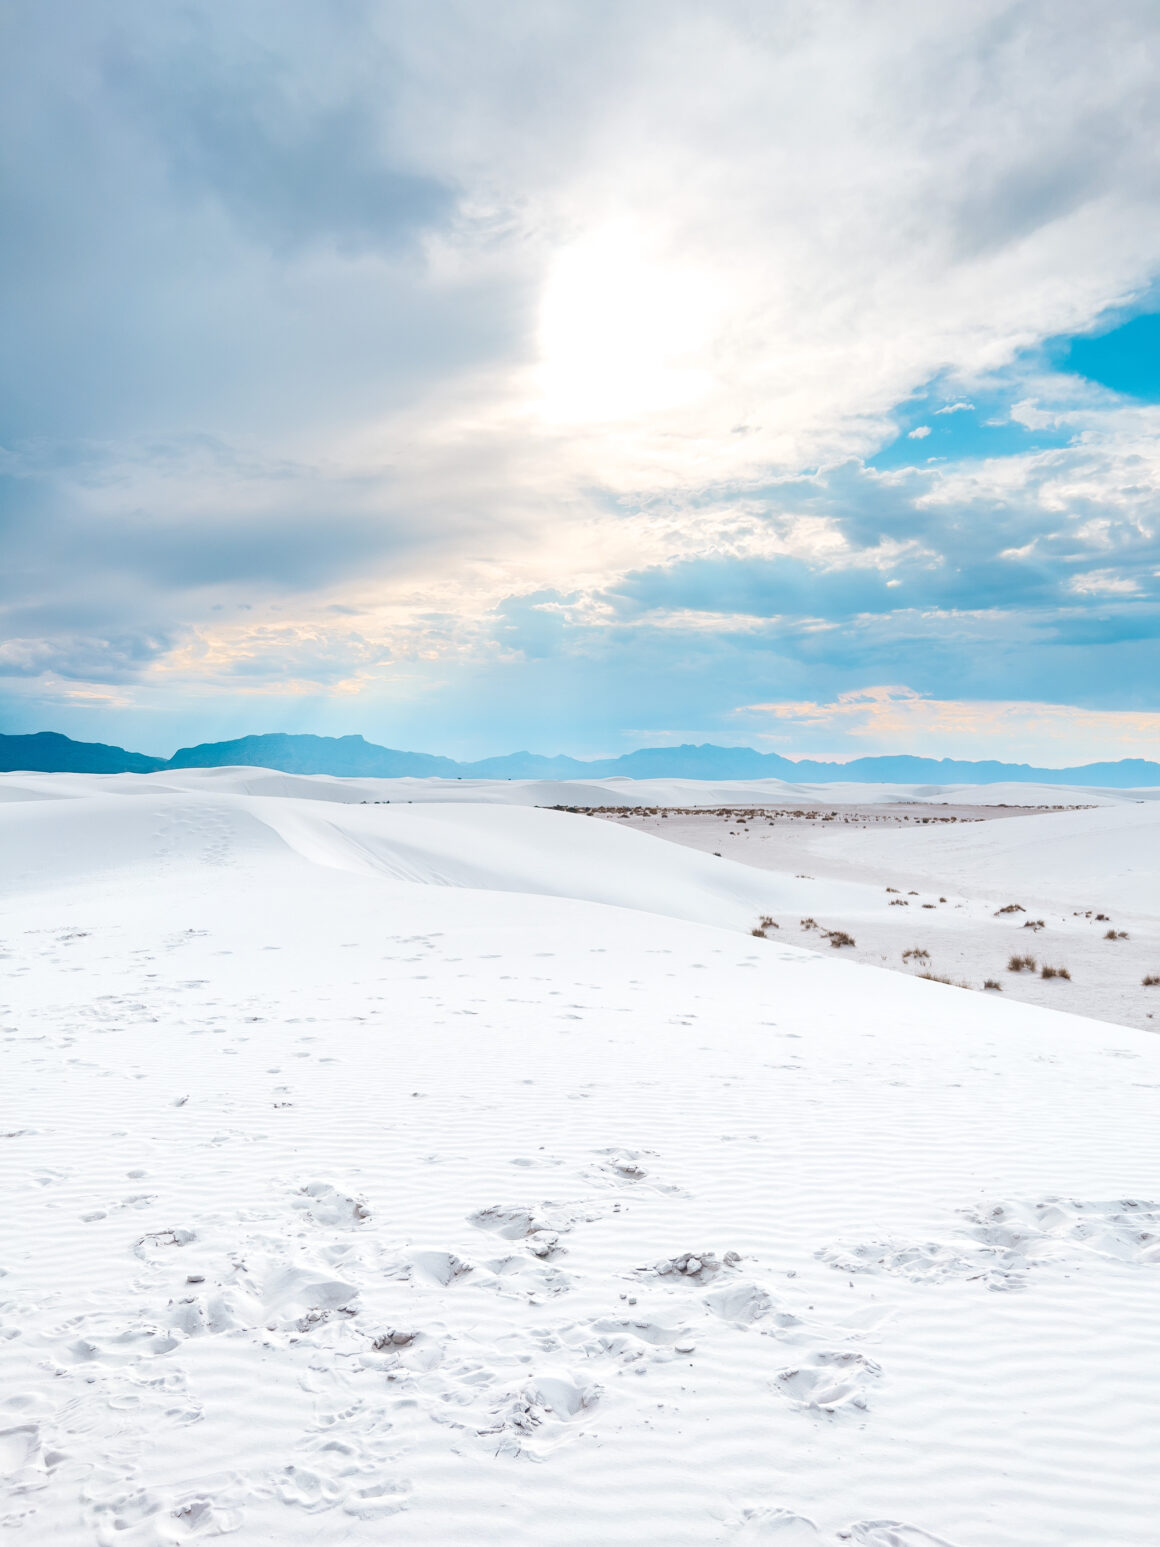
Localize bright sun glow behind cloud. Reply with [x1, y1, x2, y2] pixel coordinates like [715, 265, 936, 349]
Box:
[537, 225, 719, 424]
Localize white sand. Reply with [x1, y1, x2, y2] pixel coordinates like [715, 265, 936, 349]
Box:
[2, 771, 1159, 1545]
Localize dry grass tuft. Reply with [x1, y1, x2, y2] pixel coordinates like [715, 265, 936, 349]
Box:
[1040, 964, 1071, 980]
[983, 979, 1003, 990]
[1008, 954, 1037, 973]
[902, 948, 930, 962]
[995, 903, 1025, 915]
[1144, 975, 1160, 987]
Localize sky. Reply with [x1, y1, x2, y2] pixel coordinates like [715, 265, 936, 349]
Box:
[2, 0, 1160, 766]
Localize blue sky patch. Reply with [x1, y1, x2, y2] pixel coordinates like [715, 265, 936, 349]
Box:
[1052, 310, 1160, 401]
[866, 380, 1073, 471]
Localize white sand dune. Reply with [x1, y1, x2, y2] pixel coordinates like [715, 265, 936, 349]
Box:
[2, 770, 1159, 1545]
[3, 766, 1157, 808]
[0, 785, 877, 929]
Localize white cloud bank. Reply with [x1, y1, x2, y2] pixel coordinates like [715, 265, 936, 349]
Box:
[741, 686, 1160, 766]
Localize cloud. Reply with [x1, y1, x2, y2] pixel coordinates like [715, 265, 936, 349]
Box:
[739, 685, 1160, 765]
[3, 2, 1160, 751]
[1068, 570, 1143, 596]
[107, 19, 453, 258]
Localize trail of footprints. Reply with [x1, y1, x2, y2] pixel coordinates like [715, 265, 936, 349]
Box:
[7, 1153, 1158, 1542]
[818, 1195, 1160, 1289]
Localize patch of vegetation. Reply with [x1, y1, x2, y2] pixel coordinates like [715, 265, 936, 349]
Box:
[983, 980, 1003, 991]
[1144, 975, 1160, 987]
[799, 918, 854, 947]
[889, 898, 909, 906]
[995, 903, 1025, 915]
[1008, 954, 1037, 973]
[1040, 964, 1071, 980]
[1023, 919, 1046, 931]
[901, 948, 930, 962]
[1104, 929, 1129, 940]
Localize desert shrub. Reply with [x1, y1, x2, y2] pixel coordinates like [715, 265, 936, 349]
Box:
[800, 917, 818, 931]
[886, 886, 899, 893]
[902, 948, 930, 962]
[939, 897, 947, 903]
[889, 898, 909, 906]
[825, 930, 856, 949]
[983, 979, 1003, 991]
[1023, 919, 1046, 931]
[1041, 965, 1071, 980]
[1007, 954, 1036, 973]
[1144, 975, 1160, 987]
[995, 903, 1025, 915]
[1095, 913, 1109, 921]
[759, 916, 779, 929]
[1104, 929, 1129, 940]
[751, 927, 766, 937]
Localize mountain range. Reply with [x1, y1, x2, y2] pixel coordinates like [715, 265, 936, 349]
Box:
[0, 729, 1157, 785]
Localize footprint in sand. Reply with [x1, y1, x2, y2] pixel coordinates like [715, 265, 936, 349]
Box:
[726, 1508, 821, 1542]
[409, 1249, 474, 1286]
[816, 1239, 1020, 1291]
[845, 1522, 960, 1546]
[469, 1200, 600, 1258]
[590, 1146, 683, 1192]
[85, 1479, 245, 1544]
[564, 1315, 697, 1365]
[476, 1368, 601, 1457]
[822, 1194, 1160, 1293]
[704, 1280, 800, 1328]
[960, 1196, 1160, 1266]
[775, 1350, 882, 1413]
[292, 1182, 370, 1229]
